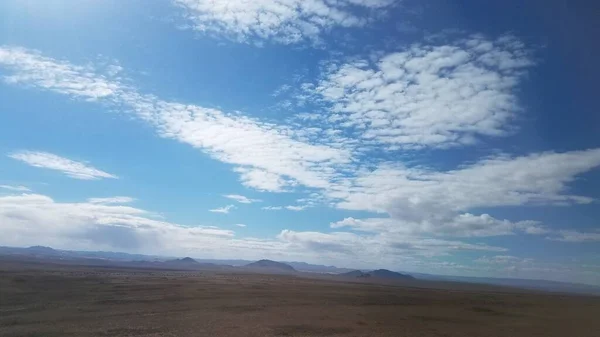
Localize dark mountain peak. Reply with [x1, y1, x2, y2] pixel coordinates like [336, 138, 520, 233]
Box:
[340, 269, 414, 280]
[27, 245, 55, 251]
[339, 270, 369, 278]
[370, 269, 414, 279]
[246, 259, 295, 272]
[167, 257, 199, 264]
[26, 246, 59, 255]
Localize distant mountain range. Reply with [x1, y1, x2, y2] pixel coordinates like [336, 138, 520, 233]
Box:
[1, 245, 599, 295]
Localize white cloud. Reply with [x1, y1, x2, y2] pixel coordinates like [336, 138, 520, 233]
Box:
[549, 230, 600, 243]
[8, 150, 118, 180]
[173, 0, 396, 44]
[324, 149, 600, 241]
[310, 35, 534, 148]
[330, 214, 547, 238]
[87, 197, 135, 204]
[223, 194, 261, 204]
[209, 205, 236, 214]
[0, 47, 119, 99]
[235, 223, 247, 227]
[261, 205, 309, 211]
[475, 255, 534, 265]
[470, 255, 600, 285]
[0, 185, 31, 192]
[329, 149, 600, 217]
[285, 205, 308, 211]
[278, 229, 507, 260]
[0, 193, 235, 252]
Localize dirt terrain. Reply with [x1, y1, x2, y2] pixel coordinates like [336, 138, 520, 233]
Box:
[1, 259, 599, 337]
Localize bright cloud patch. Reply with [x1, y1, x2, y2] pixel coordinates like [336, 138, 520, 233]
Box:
[0, 47, 118, 99]
[331, 214, 547, 238]
[87, 197, 135, 204]
[549, 230, 600, 243]
[209, 205, 236, 214]
[8, 150, 118, 180]
[311, 35, 534, 148]
[173, 0, 395, 44]
[223, 194, 261, 204]
[0, 193, 234, 252]
[328, 149, 600, 221]
[0, 185, 31, 192]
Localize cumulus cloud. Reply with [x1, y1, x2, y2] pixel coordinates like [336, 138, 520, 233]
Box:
[209, 205, 236, 214]
[8, 150, 118, 180]
[310, 35, 534, 148]
[0, 185, 31, 192]
[0, 193, 234, 252]
[173, 0, 396, 44]
[223, 194, 261, 204]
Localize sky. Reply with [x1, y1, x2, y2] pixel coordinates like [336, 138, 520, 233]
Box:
[0, 0, 599, 285]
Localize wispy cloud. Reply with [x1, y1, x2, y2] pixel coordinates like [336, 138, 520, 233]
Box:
[0, 185, 31, 192]
[285, 205, 309, 211]
[223, 194, 261, 204]
[235, 223, 247, 228]
[87, 197, 135, 204]
[261, 205, 309, 211]
[0, 46, 349, 193]
[331, 214, 547, 238]
[172, 0, 396, 45]
[209, 205, 236, 214]
[8, 150, 118, 180]
[0, 47, 119, 99]
[548, 230, 600, 243]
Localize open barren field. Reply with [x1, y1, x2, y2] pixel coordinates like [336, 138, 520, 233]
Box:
[1, 260, 599, 337]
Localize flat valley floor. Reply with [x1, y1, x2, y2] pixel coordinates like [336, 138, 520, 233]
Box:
[1, 260, 599, 337]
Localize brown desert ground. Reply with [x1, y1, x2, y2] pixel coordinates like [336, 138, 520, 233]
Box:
[1, 259, 599, 337]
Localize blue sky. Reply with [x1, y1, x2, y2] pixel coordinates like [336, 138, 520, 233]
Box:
[1, 0, 599, 285]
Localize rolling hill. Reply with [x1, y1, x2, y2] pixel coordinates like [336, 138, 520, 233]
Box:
[245, 259, 296, 273]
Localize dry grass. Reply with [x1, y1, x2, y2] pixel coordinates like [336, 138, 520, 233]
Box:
[1, 260, 599, 337]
